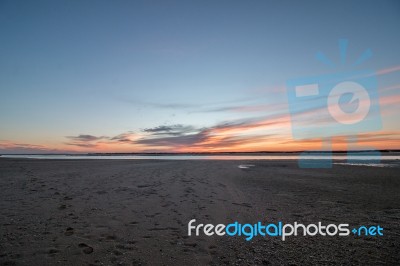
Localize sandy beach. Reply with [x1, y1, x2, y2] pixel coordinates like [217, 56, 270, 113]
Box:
[0, 158, 399, 265]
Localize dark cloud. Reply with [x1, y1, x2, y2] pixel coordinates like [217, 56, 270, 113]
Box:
[136, 127, 279, 150]
[66, 134, 107, 141]
[63, 113, 288, 150]
[64, 134, 109, 148]
[65, 142, 98, 148]
[137, 131, 208, 146]
[136, 117, 281, 148]
[110, 132, 135, 143]
[143, 124, 196, 136]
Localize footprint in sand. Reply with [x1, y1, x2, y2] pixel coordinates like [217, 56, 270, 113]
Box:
[137, 184, 151, 188]
[78, 243, 94, 254]
[115, 243, 136, 251]
[232, 202, 253, 208]
[48, 248, 60, 256]
[113, 250, 123, 256]
[64, 227, 74, 236]
[105, 235, 117, 241]
[208, 245, 217, 255]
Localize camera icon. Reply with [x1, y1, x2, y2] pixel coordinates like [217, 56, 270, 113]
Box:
[286, 40, 383, 168]
[287, 70, 381, 140]
[287, 68, 382, 167]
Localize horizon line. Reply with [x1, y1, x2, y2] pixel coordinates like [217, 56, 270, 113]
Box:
[1, 149, 400, 156]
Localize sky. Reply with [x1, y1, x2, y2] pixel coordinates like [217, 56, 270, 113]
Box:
[0, 0, 399, 153]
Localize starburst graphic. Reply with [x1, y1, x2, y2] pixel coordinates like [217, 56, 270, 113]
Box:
[316, 39, 373, 67]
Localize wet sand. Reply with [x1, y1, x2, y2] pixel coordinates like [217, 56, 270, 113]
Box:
[0, 158, 399, 265]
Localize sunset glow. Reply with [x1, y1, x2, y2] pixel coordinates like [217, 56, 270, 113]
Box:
[0, 1, 399, 154]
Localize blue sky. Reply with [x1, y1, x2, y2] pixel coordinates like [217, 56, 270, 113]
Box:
[0, 0, 399, 153]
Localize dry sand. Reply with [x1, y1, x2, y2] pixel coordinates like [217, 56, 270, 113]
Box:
[0, 158, 399, 265]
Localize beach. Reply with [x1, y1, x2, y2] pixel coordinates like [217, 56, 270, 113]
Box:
[0, 158, 399, 265]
